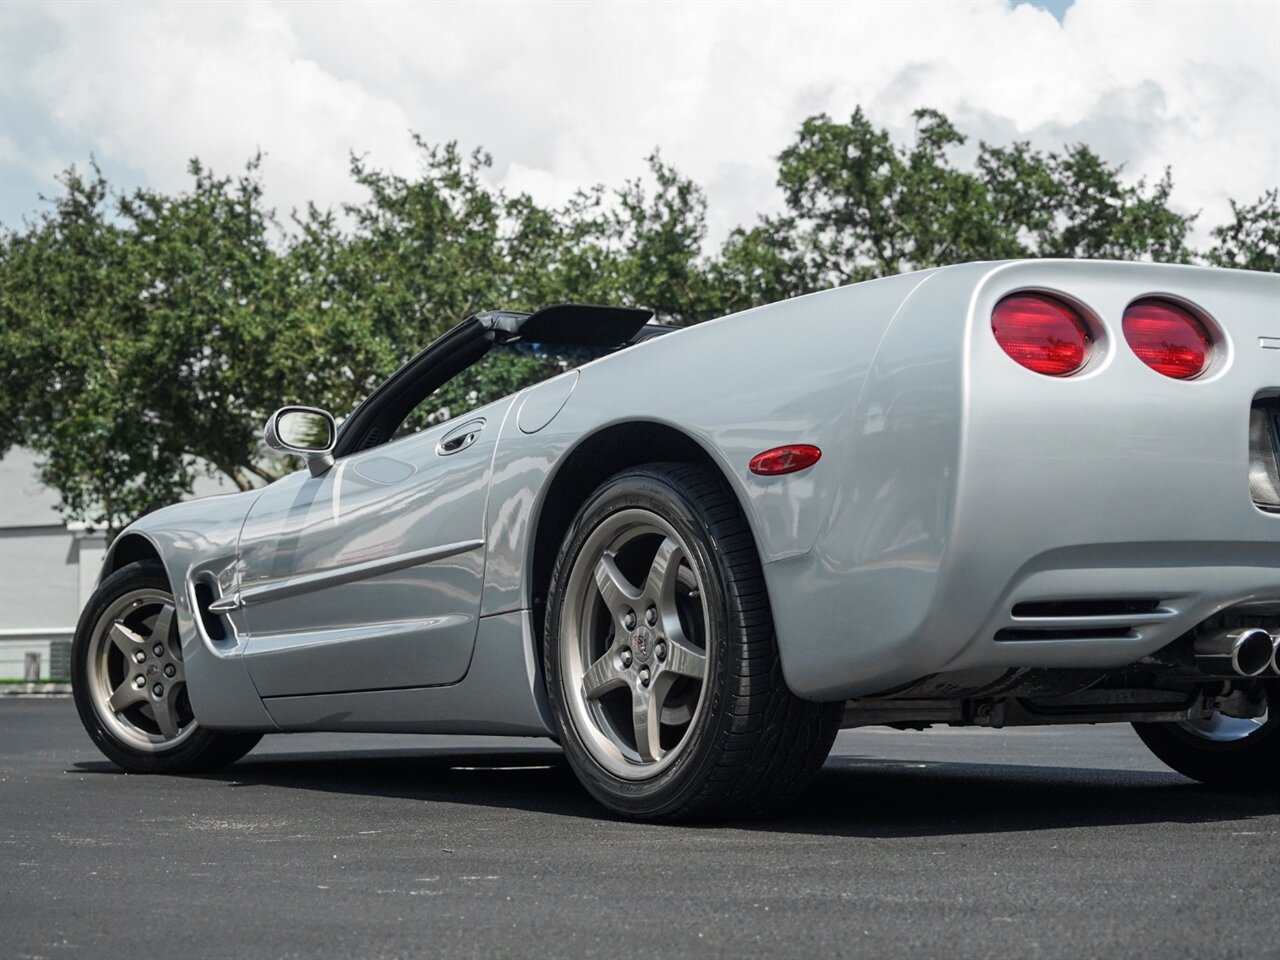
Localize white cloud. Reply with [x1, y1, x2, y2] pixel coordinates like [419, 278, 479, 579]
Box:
[2, 0, 1276, 246]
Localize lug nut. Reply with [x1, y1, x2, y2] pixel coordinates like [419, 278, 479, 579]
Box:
[152, 683, 164, 698]
[152, 643, 164, 657]
[655, 641, 667, 662]
[133, 650, 146, 663]
[163, 664, 176, 678]
[623, 610, 636, 630]
[620, 648, 633, 668]
[639, 667, 651, 687]
[134, 676, 146, 688]
[645, 606, 657, 626]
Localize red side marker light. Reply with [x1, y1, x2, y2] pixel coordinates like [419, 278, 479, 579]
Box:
[749, 445, 822, 476]
[1122, 298, 1212, 380]
[991, 293, 1092, 376]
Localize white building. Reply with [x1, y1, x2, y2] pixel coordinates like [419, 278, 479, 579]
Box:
[0, 448, 232, 680]
[0, 448, 104, 680]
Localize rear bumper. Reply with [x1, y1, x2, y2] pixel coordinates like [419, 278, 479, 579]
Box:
[767, 261, 1280, 701]
[768, 538, 1279, 701]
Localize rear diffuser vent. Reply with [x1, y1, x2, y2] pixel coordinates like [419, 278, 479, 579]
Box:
[1012, 599, 1162, 618]
[995, 626, 1135, 643]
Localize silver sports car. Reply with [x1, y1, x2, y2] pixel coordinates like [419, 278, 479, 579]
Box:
[72, 259, 1280, 819]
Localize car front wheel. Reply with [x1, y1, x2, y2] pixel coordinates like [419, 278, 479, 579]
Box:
[544, 462, 841, 821]
[72, 560, 260, 774]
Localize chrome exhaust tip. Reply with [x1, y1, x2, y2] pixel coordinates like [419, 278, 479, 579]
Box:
[1271, 634, 1280, 678]
[1193, 628, 1273, 677]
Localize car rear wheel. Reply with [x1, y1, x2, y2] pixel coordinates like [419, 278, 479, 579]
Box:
[544, 462, 841, 820]
[1133, 686, 1279, 787]
[72, 560, 261, 774]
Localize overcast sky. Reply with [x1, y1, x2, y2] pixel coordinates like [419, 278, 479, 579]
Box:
[1, 0, 1277, 248]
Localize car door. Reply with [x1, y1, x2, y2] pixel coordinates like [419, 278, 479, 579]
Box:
[236, 399, 513, 697]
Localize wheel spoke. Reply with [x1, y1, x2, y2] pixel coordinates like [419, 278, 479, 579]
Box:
[594, 553, 642, 620]
[109, 622, 146, 658]
[149, 603, 175, 648]
[108, 678, 145, 713]
[648, 538, 694, 645]
[662, 634, 706, 681]
[581, 649, 628, 700]
[645, 537, 684, 606]
[631, 685, 664, 762]
[152, 684, 183, 740]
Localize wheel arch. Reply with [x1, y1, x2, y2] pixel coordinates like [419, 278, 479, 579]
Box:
[527, 420, 767, 657]
[101, 531, 165, 581]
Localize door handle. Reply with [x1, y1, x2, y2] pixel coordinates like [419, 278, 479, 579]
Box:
[436, 418, 485, 456]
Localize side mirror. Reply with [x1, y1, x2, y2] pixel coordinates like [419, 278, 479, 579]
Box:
[264, 406, 337, 478]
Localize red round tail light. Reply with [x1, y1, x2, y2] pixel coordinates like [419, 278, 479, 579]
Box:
[1122, 299, 1212, 380]
[991, 294, 1092, 376]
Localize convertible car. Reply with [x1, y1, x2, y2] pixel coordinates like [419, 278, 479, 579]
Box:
[72, 259, 1280, 819]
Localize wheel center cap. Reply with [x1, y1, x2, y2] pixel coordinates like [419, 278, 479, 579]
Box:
[631, 627, 655, 664]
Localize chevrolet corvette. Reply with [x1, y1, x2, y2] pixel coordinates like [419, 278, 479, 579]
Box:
[72, 259, 1280, 819]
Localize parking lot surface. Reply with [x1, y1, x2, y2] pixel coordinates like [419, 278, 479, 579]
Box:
[2, 697, 1276, 959]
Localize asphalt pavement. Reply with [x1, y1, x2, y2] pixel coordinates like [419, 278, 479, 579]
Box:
[2, 697, 1277, 960]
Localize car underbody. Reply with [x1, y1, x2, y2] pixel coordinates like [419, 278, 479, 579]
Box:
[843, 603, 1279, 731]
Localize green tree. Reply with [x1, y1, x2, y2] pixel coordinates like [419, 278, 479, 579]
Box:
[277, 140, 514, 422]
[0, 143, 716, 529]
[1033, 147, 1192, 261]
[1207, 189, 1280, 273]
[706, 218, 817, 317]
[1, 159, 290, 528]
[2, 111, 1275, 533]
[508, 153, 713, 324]
[735, 107, 1200, 302]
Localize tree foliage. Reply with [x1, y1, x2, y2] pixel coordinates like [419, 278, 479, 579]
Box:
[1206, 189, 1280, 273]
[1, 108, 1275, 531]
[756, 108, 1197, 293]
[1, 159, 286, 523]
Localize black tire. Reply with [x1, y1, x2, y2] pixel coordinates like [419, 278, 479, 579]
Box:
[543, 462, 841, 821]
[1133, 688, 1279, 788]
[72, 560, 261, 774]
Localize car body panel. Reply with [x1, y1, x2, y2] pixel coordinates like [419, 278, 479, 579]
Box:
[479, 268, 937, 619]
[98, 260, 1279, 731]
[101, 491, 276, 730]
[767, 259, 1280, 698]
[236, 395, 517, 696]
[259, 608, 553, 734]
[517, 370, 579, 434]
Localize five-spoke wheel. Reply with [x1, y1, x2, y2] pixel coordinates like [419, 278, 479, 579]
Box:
[72, 560, 261, 773]
[561, 510, 710, 777]
[544, 463, 842, 820]
[87, 589, 196, 748]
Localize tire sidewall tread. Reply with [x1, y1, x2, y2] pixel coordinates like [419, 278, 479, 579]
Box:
[1133, 694, 1280, 788]
[543, 462, 839, 821]
[72, 560, 259, 774]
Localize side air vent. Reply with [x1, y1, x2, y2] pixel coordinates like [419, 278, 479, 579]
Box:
[1012, 599, 1163, 618]
[193, 581, 229, 643]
